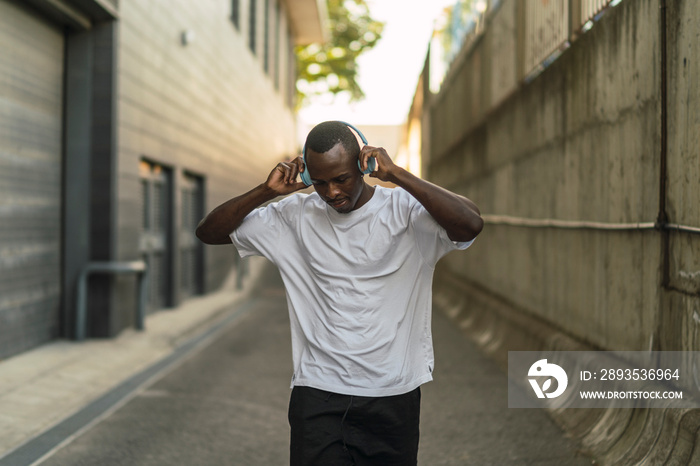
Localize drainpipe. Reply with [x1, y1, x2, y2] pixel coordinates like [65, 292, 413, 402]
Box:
[651, 0, 669, 352]
[657, 0, 669, 289]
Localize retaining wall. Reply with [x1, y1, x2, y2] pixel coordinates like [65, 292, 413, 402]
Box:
[428, 0, 700, 463]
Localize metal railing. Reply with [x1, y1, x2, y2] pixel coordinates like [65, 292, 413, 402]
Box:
[75, 261, 148, 341]
[482, 214, 700, 235]
[580, 0, 612, 28]
[524, 0, 570, 78]
[430, 0, 622, 93]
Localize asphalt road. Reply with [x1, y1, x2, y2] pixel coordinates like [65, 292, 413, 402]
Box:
[39, 267, 591, 465]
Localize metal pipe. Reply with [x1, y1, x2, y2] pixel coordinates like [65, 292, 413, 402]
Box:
[483, 214, 700, 235]
[76, 261, 148, 341]
[658, 0, 670, 289]
[482, 214, 657, 231]
[665, 223, 700, 235]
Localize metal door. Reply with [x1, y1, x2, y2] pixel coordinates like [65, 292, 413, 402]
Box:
[0, 0, 64, 357]
[139, 160, 172, 312]
[179, 172, 204, 298]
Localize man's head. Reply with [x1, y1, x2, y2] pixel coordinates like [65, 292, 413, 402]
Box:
[305, 121, 361, 160]
[304, 121, 373, 213]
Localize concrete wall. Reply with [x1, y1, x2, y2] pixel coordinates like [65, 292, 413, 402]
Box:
[426, 0, 700, 462]
[661, 0, 700, 353]
[430, 0, 664, 352]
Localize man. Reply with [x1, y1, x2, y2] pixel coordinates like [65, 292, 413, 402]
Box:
[196, 121, 483, 465]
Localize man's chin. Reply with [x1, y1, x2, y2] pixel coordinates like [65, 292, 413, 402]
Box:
[329, 199, 352, 213]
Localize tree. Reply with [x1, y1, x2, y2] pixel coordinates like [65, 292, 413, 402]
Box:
[295, 0, 384, 107]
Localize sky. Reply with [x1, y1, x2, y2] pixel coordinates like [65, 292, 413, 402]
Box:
[298, 0, 456, 127]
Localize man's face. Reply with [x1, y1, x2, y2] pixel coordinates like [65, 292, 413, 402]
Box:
[305, 142, 367, 214]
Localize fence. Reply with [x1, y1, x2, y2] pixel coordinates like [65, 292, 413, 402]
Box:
[430, 0, 622, 104]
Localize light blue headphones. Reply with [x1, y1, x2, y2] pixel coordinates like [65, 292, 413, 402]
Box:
[300, 121, 376, 187]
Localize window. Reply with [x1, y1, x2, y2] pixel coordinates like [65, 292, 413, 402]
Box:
[231, 0, 240, 29]
[287, 40, 296, 108]
[274, 0, 280, 88]
[249, 0, 257, 54]
[263, 0, 270, 73]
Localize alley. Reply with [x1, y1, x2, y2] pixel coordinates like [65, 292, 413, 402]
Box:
[36, 265, 591, 465]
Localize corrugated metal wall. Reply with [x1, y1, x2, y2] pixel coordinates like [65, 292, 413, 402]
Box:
[0, 0, 64, 357]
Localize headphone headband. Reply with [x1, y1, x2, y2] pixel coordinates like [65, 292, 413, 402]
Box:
[336, 121, 368, 146]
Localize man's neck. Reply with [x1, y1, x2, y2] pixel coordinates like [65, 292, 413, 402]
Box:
[352, 183, 376, 211]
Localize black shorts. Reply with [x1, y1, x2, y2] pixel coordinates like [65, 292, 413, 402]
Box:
[288, 386, 421, 466]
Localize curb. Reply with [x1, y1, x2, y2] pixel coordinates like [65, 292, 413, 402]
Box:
[0, 257, 267, 461]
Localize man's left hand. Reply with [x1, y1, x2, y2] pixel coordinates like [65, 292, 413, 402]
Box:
[359, 146, 399, 183]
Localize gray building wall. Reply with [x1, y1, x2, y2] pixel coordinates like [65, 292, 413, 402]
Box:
[0, 0, 310, 357]
[0, 0, 118, 358]
[111, 0, 299, 336]
[0, 0, 65, 357]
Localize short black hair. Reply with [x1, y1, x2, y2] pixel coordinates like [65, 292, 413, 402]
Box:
[304, 121, 360, 158]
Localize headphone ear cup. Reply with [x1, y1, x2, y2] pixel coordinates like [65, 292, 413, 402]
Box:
[300, 158, 312, 186]
[357, 157, 376, 175]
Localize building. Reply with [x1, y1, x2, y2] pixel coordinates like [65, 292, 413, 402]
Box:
[0, 0, 326, 358]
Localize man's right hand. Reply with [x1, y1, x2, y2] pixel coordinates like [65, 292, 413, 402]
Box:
[196, 156, 308, 244]
[266, 156, 308, 195]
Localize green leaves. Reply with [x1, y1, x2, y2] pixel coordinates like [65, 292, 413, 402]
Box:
[295, 0, 384, 107]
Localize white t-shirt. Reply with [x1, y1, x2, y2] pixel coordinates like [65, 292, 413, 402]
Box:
[231, 186, 473, 396]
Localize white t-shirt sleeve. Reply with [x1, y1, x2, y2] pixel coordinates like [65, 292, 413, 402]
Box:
[407, 194, 474, 267]
[230, 195, 300, 259]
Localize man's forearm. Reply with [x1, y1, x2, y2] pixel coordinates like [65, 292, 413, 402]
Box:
[388, 167, 483, 242]
[196, 183, 278, 245]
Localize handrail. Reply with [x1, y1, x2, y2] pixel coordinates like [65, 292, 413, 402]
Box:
[482, 214, 656, 231]
[76, 261, 148, 341]
[482, 214, 700, 235]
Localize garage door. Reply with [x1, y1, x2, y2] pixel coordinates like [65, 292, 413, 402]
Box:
[0, 0, 64, 358]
